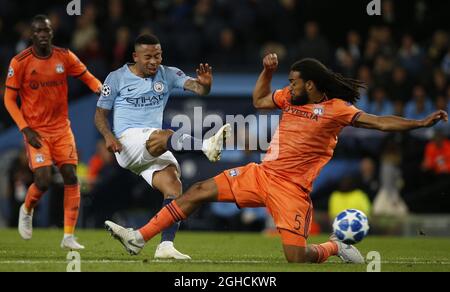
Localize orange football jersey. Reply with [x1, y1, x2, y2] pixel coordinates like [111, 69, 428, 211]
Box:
[6, 46, 88, 136]
[261, 87, 363, 193]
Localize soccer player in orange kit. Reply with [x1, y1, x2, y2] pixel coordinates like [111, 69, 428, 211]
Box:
[105, 54, 448, 263]
[4, 15, 102, 249]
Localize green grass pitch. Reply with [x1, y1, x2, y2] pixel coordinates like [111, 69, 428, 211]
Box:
[0, 229, 449, 272]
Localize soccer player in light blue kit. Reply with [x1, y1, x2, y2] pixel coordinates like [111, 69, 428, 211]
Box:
[95, 34, 230, 259]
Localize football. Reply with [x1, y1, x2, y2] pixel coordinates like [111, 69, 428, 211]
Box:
[332, 209, 370, 245]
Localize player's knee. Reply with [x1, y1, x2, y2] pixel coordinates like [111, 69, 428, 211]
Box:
[146, 130, 174, 157]
[163, 179, 182, 198]
[60, 165, 78, 185]
[34, 175, 51, 192]
[190, 181, 215, 203]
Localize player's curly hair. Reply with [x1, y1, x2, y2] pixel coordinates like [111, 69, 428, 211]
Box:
[134, 34, 160, 48]
[291, 58, 366, 104]
[31, 14, 49, 25]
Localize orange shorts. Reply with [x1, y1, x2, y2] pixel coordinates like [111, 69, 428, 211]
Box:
[24, 129, 78, 171]
[214, 163, 313, 247]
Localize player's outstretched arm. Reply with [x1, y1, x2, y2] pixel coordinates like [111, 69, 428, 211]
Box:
[94, 107, 123, 153]
[354, 110, 448, 131]
[78, 71, 102, 96]
[184, 63, 212, 96]
[253, 54, 278, 110]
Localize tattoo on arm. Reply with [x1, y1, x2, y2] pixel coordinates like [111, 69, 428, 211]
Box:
[184, 79, 210, 96]
[95, 108, 114, 137]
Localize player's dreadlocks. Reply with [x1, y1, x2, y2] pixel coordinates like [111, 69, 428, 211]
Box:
[291, 58, 366, 104]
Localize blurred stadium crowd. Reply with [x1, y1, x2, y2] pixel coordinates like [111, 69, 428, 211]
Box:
[0, 0, 449, 232]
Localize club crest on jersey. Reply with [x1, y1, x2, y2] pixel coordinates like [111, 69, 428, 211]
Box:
[229, 169, 239, 177]
[35, 154, 45, 164]
[153, 82, 165, 93]
[7, 67, 14, 78]
[55, 64, 65, 74]
[313, 105, 325, 116]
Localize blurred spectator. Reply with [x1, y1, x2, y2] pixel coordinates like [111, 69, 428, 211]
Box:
[297, 21, 330, 65]
[363, 37, 380, 66]
[48, 9, 72, 48]
[372, 26, 396, 57]
[442, 48, 450, 76]
[428, 30, 449, 67]
[373, 54, 395, 87]
[358, 157, 379, 201]
[431, 69, 448, 98]
[372, 140, 409, 216]
[335, 49, 357, 78]
[14, 22, 31, 54]
[88, 141, 115, 191]
[405, 85, 435, 140]
[111, 26, 132, 69]
[368, 87, 394, 116]
[388, 66, 412, 103]
[422, 130, 450, 175]
[335, 30, 361, 78]
[328, 176, 371, 219]
[397, 34, 424, 77]
[407, 130, 450, 213]
[355, 65, 372, 112]
[71, 4, 98, 53]
[381, 0, 395, 24]
[209, 27, 245, 71]
[404, 85, 434, 120]
[346, 30, 362, 61]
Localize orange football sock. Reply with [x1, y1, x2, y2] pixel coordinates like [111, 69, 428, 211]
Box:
[64, 184, 80, 235]
[24, 184, 45, 213]
[139, 201, 186, 242]
[310, 241, 338, 263]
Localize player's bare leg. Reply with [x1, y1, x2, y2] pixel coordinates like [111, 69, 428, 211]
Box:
[175, 179, 219, 214]
[146, 129, 175, 157]
[59, 164, 84, 250]
[105, 179, 218, 255]
[19, 166, 52, 240]
[283, 239, 364, 264]
[152, 165, 191, 260]
[283, 244, 336, 263]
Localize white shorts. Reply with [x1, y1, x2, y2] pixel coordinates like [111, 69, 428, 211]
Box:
[114, 128, 180, 188]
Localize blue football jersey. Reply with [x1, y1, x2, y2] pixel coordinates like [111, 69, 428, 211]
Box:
[97, 64, 191, 136]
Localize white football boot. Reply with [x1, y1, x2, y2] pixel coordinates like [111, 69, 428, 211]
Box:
[202, 124, 231, 162]
[154, 241, 191, 260]
[61, 235, 85, 250]
[105, 220, 145, 255]
[18, 204, 33, 240]
[330, 234, 365, 264]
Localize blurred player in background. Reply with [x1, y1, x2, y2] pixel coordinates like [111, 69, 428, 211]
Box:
[96, 34, 230, 259]
[105, 53, 448, 263]
[4, 15, 102, 250]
